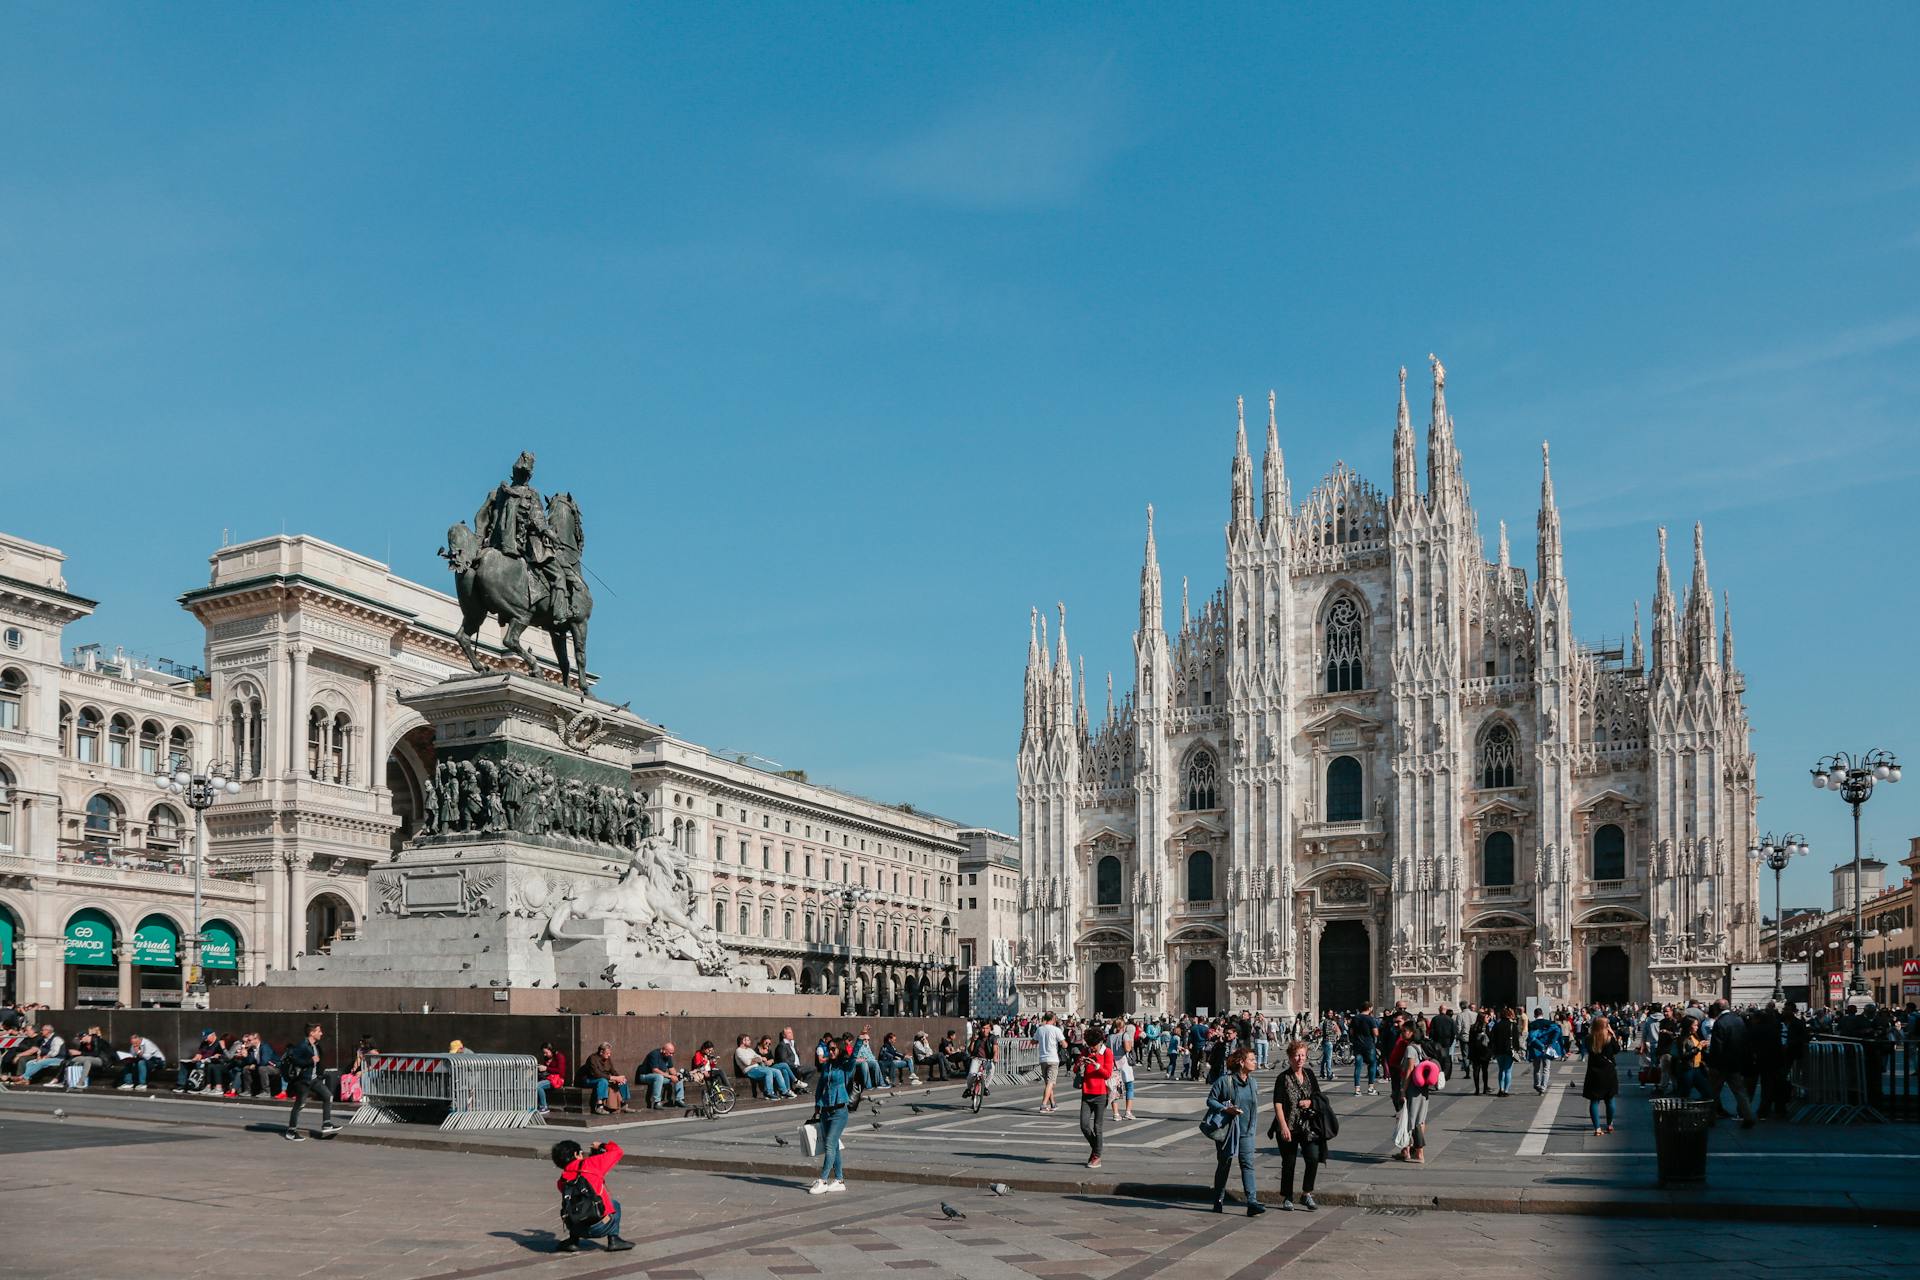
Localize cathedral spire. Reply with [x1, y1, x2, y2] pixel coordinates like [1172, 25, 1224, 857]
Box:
[1392, 364, 1418, 507]
[1105, 670, 1115, 724]
[1055, 602, 1073, 725]
[1652, 526, 1679, 679]
[1498, 519, 1511, 576]
[1632, 599, 1644, 670]
[1261, 388, 1288, 536]
[1230, 394, 1254, 542]
[1024, 606, 1041, 732]
[1181, 576, 1191, 628]
[1721, 590, 1736, 671]
[1077, 654, 1088, 734]
[1425, 354, 1463, 509]
[1684, 522, 1716, 672]
[1537, 440, 1564, 586]
[1139, 504, 1163, 634]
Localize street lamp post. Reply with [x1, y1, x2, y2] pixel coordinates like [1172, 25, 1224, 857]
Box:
[839, 886, 873, 1016]
[1747, 832, 1808, 1003]
[155, 760, 241, 998]
[1811, 749, 1901, 1005]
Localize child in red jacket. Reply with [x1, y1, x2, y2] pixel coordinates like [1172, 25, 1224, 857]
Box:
[551, 1140, 635, 1253]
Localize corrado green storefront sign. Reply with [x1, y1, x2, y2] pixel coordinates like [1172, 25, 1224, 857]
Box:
[200, 920, 239, 970]
[64, 908, 116, 967]
[133, 916, 180, 967]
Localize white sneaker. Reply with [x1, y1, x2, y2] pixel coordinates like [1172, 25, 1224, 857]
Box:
[1354, 1086, 1362, 1095]
[827, 1180, 847, 1192]
[807, 1179, 830, 1195]
[42, 1080, 62, 1088]
[117, 1082, 135, 1090]
[1368, 1087, 1379, 1096]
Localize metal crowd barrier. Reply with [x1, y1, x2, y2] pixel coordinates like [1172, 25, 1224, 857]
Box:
[351, 1052, 545, 1130]
[1794, 1038, 1885, 1124]
[1000, 1037, 1041, 1084]
[1882, 1042, 1920, 1122]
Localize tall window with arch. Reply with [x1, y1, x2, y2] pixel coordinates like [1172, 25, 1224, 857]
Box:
[1186, 848, 1215, 902]
[84, 793, 122, 849]
[0, 764, 15, 850]
[1183, 749, 1218, 811]
[1096, 855, 1123, 906]
[147, 804, 183, 851]
[1326, 755, 1363, 822]
[168, 727, 191, 775]
[108, 714, 132, 769]
[1482, 830, 1515, 887]
[76, 706, 102, 763]
[1478, 723, 1518, 789]
[1592, 824, 1627, 881]
[1323, 594, 1367, 692]
[139, 721, 162, 775]
[0, 668, 24, 733]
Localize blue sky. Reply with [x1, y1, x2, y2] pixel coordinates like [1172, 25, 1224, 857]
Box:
[3, 6, 1915, 909]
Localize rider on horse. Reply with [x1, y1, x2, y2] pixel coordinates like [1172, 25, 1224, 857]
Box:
[474, 450, 582, 617]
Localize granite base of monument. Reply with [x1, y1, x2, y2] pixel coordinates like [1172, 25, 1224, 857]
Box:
[268, 670, 792, 998]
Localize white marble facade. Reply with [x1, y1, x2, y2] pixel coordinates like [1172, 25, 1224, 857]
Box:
[1016, 363, 1759, 1017]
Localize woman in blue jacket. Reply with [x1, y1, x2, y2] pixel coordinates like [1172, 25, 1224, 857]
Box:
[1204, 1046, 1266, 1216]
[808, 1041, 854, 1195]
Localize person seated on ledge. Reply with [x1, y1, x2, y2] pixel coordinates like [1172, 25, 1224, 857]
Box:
[580, 1041, 629, 1115]
[850, 1029, 882, 1089]
[115, 1033, 168, 1091]
[636, 1042, 684, 1109]
[911, 1031, 942, 1081]
[756, 1035, 799, 1096]
[876, 1032, 913, 1086]
[773, 1026, 811, 1091]
[939, 1030, 968, 1079]
[734, 1035, 794, 1099]
[58, 1026, 111, 1090]
[535, 1043, 567, 1116]
[687, 1041, 723, 1088]
[173, 1029, 228, 1094]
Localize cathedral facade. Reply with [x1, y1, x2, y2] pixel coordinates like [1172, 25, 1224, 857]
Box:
[1015, 361, 1758, 1017]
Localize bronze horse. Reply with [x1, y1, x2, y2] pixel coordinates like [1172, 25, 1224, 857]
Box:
[442, 492, 591, 692]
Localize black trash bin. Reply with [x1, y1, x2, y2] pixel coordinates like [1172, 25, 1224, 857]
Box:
[1651, 1097, 1711, 1186]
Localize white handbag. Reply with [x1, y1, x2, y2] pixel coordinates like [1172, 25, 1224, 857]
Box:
[1391, 1107, 1411, 1150]
[800, 1116, 844, 1159]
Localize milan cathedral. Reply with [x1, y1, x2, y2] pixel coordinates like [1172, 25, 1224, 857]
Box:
[1015, 359, 1758, 1017]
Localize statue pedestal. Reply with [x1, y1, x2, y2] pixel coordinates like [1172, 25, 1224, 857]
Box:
[267, 671, 790, 996]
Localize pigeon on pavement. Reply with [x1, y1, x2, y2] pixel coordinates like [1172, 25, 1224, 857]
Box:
[989, 1183, 1012, 1196]
[939, 1202, 966, 1220]
[52, 1109, 66, 1120]
[909, 1104, 924, 1114]
[773, 1135, 791, 1147]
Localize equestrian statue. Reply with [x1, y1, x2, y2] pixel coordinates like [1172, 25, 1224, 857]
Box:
[442, 450, 593, 692]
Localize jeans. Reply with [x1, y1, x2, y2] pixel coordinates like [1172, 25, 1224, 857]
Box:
[639, 1072, 684, 1107]
[119, 1058, 158, 1088]
[854, 1059, 881, 1089]
[21, 1057, 64, 1084]
[1279, 1137, 1319, 1199]
[242, 1064, 280, 1097]
[818, 1105, 848, 1181]
[578, 1199, 623, 1243]
[1319, 1041, 1333, 1078]
[1167, 1048, 1182, 1079]
[1496, 1055, 1514, 1092]
[1254, 1039, 1269, 1069]
[1589, 1097, 1616, 1129]
[1352, 1044, 1378, 1087]
[744, 1064, 789, 1098]
[287, 1075, 332, 1130]
[1212, 1138, 1256, 1204]
[1531, 1057, 1551, 1091]
[591, 1079, 631, 1107]
[1080, 1093, 1107, 1157]
[877, 1059, 909, 1086]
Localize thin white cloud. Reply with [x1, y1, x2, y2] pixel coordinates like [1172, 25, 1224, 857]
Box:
[832, 55, 1129, 210]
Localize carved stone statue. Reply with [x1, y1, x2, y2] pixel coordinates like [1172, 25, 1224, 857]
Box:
[443, 451, 594, 690]
[541, 835, 735, 975]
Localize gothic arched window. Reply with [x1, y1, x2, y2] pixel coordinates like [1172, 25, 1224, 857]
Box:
[1324, 594, 1366, 692]
[1096, 855, 1122, 906]
[1186, 849, 1215, 902]
[1478, 723, 1518, 789]
[1183, 749, 1218, 811]
[1483, 830, 1515, 887]
[1326, 755, 1363, 822]
[1593, 823, 1627, 881]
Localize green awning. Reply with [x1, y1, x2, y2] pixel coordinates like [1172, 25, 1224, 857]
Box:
[64, 908, 115, 967]
[200, 920, 239, 970]
[0, 912, 13, 965]
[133, 915, 179, 967]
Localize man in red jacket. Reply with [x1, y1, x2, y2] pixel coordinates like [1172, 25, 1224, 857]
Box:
[551, 1140, 635, 1253]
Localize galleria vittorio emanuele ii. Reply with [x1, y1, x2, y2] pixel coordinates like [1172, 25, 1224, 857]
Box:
[1015, 360, 1759, 1017]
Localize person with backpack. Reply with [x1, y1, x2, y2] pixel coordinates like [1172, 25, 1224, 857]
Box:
[281, 1023, 340, 1142]
[1394, 1031, 1440, 1162]
[1467, 1009, 1494, 1095]
[551, 1139, 634, 1252]
[1525, 1007, 1563, 1094]
[1271, 1038, 1328, 1211]
[1428, 1005, 1458, 1087]
[1583, 1016, 1621, 1135]
[1349, 1003, 1381, 1096]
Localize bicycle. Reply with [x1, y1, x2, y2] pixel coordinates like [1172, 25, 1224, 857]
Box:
[694, 1072, 735, 1118]
[963, 1063, 993, 1113]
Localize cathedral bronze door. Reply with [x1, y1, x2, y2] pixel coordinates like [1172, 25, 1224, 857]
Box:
[1479, 950, 1519, 1010]
[1182, 959, 1218, 1015]
[1093, 963, 1127, 1016]
[1590, 946, 1629, 1005]
[1317, 921, 1369, 1013]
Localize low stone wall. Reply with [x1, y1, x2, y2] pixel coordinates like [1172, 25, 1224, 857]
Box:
[212, 984, 841, 1020]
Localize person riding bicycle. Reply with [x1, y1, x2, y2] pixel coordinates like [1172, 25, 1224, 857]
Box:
[967, 1020, 1000, 1097]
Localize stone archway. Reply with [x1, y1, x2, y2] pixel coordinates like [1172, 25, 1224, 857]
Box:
[1318, 920, 1370, 1013]
[1479, 950, 1519, 1010]
[1590, 945, 1630, 1005]
[1093, 962, 1127, 1016]
[1182, 959, 1218, 1015]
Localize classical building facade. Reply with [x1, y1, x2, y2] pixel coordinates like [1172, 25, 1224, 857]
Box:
[955, 827, 1021, 1016]
[1016, 363, 1759, 1017]
[633, 736, 963, 1016]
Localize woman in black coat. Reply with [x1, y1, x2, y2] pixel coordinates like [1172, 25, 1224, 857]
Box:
[1466, 1010, 1494, 1095]
[1582, 1016, 1621, 1134]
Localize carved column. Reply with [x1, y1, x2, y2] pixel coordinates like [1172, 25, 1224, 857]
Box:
[368, 666, 387, 795]
[116, 942, 135, 1008]
[286, 643, 310, 778]
[286, 852, 307, 967]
